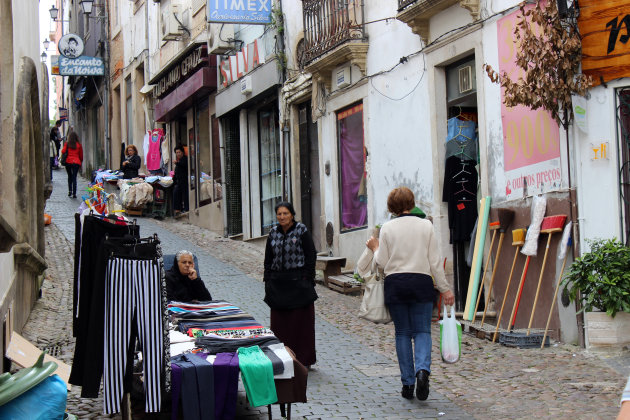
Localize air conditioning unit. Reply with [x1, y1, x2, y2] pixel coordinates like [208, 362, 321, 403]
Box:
[208, 23, 234, 54]
[161, 2, 182, 41]
[459, 65, 473, 94]
[336, 66, 351, 89]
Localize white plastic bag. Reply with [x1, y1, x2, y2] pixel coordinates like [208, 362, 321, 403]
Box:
[439, 305, 462, 364]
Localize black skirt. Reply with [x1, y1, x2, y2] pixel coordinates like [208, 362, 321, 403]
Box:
[270, 304, 316, 367]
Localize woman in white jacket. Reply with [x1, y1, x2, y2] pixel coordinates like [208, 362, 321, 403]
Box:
[365, 187, 454, 401]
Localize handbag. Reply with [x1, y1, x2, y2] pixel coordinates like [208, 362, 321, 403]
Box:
[439, 305, 462, 363]
[358, 263, 391, 324]
[60, 149, 68, 166]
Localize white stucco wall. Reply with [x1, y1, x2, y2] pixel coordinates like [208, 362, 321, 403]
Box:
[573, 82, 626, 249]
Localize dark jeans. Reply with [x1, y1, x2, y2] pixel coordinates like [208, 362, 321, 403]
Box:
[50, 157, 55, 179]
[173, 183, 189, 212]
[66, 163, 80, 195]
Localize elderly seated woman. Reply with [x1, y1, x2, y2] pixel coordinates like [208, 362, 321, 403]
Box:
[165, 250, 212, 302]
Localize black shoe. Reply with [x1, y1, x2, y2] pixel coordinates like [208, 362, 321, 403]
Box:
[401, 384, 414, 399]
[416, 370, 430, 401]
[72, 194, 77, 199]
[68, 192, 72, 197]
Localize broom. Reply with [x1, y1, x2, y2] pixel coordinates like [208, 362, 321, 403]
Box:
[492, 228, 526, 342]
[526, 214, 567, 335]
[479, 209, 514, 327]
[540, 221, 572, 348]
[471, 219, 500, 323]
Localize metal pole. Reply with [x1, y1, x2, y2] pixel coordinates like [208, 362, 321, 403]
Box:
[103, 0, 111, 169]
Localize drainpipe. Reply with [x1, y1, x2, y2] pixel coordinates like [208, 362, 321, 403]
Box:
[103, 0, 111, 169]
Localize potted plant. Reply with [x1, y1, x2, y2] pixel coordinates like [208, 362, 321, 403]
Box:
[562, 238, 630, 348]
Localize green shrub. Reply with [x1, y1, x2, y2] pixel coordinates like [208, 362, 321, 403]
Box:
[562, 238, 630, 317]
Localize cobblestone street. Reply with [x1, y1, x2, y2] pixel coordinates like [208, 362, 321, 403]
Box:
[22, 173, 630, 419]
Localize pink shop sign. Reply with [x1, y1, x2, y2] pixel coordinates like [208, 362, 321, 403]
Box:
[497, 6, 562, 199]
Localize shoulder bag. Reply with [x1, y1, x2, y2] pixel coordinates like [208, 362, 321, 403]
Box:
[358, 263, 391, 324]
[60, 148, 68, 166]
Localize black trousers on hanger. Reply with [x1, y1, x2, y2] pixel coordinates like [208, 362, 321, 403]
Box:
[70, 217, 140, 396]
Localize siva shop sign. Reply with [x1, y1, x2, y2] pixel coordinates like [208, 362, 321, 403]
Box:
[58, 56, 104, 76]
[207, 0, 271, 24]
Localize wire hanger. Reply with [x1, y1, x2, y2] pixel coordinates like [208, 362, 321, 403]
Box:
[452, 161, 472, 179]
[454, 179, 473, 200]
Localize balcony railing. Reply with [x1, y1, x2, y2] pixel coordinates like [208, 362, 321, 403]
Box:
[398, 0, 418, 10]
[303, 0, 366, 65]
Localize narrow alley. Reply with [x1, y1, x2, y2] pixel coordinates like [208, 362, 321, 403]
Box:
[23, 173, 628, 419]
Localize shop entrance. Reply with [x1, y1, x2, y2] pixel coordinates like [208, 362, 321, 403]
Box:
[223, 113, 243, 236]
[443, 55, 480, 312]
[298, 101, 322, 250]
[615, 87, 630, 246]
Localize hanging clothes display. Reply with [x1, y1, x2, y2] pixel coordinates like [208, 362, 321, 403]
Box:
[147, 128, 164, 172]
[102, 238, 167, 414]
[442, 117, 479, 243]
[70, 213, 169, 414]
[70, 215, 141, 397]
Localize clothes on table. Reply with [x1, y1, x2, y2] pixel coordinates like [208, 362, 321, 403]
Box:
[195, 335, 280, 354]
[171, 353, 214, 420]
[213, 352, 239, 420]
[237, 346, 278, 407]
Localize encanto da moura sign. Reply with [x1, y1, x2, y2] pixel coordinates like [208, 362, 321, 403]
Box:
[579, 0, 630, 85]
[58, 56, 104, 76]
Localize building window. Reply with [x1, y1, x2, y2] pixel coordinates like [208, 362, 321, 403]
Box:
[259, 108, 281, 235]
[125, 76, 132, 144]
[337, 102, 367, 230]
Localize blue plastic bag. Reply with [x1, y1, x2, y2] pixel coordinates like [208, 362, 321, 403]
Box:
[0, 374, 67, 419]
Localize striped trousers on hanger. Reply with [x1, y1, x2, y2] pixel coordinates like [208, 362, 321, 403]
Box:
[104, 256, 164, 414]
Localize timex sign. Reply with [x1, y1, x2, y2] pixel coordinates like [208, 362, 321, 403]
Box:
[207, 0, 271, 24]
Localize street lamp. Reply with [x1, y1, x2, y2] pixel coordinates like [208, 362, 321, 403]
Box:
[49, 5, 59, 20]
[43, 38, 51, 50]
[40, 52, 47, 63]
[80, 0, 94, 14]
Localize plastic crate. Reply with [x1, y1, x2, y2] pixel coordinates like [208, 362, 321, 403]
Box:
[499, 332, 550, 348]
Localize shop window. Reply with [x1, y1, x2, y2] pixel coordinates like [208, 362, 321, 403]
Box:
[259, 108, 282, 235]
[337, 102, 367, 231]
[195, 98, 212, 207]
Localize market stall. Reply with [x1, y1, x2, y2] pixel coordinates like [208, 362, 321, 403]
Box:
[68, 216, 307, 418]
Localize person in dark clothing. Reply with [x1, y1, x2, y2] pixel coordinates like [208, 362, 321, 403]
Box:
[121, 144, 141, 179]
[50, 120, 62, 160]
[172, 145, 189, 215]
[263, 201, 318, 367]
[165, 250, 212, 302]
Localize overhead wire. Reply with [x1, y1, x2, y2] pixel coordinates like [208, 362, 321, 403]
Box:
[323, 4, 522, 102]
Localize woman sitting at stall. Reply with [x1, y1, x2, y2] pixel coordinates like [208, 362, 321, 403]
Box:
[165, 250, 212, 302]
[121, 144, 141, 179]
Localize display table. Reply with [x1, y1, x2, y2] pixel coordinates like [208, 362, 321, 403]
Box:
[167, 300, 308, 419]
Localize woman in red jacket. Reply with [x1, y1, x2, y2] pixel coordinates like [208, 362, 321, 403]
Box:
[61, 131, 83, 198]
